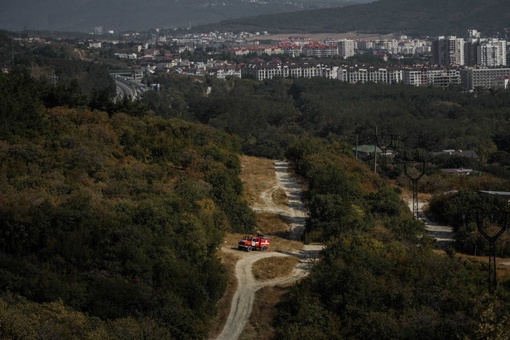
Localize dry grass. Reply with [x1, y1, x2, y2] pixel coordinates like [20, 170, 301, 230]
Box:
[455, 252, 510, 280]
[252, 256, 300, 281]
[272, 188, 288, 206]
[256, 212, 290, 235]
[244, 286, 290, 340]
[240, 156, 277, 206]
[245, 32, 396, 42]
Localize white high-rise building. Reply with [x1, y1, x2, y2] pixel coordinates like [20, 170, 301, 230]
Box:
[338, 39, 355, 59]
[432, 36, 465, 66]
[478, 39, 507, 67]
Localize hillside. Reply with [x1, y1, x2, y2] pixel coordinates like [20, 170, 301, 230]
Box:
[197, 0, 510, 36]
[0, 0, 373, 33]
[0, 66, 260, 337]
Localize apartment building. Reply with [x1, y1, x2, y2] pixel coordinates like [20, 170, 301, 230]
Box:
[466, 38, 507, 67]
[478, 39, 507, 67]
[432, 36, 465, 66]
[403, 69, 423, 86]
[426, 68, 460, 87]
[338, 39, 355, 59]
[460, 67, 510, 91]
[302, 42, 339, 57]
[242, 62, 336, 80]
[493, 75, 510, 89]
[337, 66, 402, 84]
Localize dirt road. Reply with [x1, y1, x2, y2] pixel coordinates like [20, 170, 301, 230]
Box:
[407, 199, 454, 247]
[215, 160, 321, 340]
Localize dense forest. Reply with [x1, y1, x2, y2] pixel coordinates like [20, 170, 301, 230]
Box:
[0, 67, 255, 337]
[1, 33, 510, 338]
[196, 0, 510, 36]
[272, 138, 510, 338]
[148, 73, 510, 258]
[146, 73, 510, 165]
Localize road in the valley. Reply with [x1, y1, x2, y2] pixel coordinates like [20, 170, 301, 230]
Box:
[215, 160, 322, 340]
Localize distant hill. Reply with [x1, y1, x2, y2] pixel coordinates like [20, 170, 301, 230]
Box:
[0, 0, 373, 33]
[196, 0, 510, 37]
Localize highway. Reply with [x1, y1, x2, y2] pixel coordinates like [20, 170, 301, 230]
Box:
[113, 75, 148, 102]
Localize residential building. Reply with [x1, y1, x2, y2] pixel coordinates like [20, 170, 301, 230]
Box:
[403, 69, 423, 86]
[492, 75, 510, 89]
[338, 39, 355, 58]
[207, 65, 242, 79]
[302, 42, 338, 57]
[432, 36, 465, 66]
[466, 38, 507, 67]
[426, 68, 460, 87]
[337, 66, 402, 84]
[460, 67, 510, 91]
[241, 62, 335, 80]
[478, 39, 507, 67]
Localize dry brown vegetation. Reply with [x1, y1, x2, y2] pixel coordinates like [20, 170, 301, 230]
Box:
[252, 257, 301, 281]
[240, 156, 277, 206]
[456, 253, 510, 281]
[245, 286, 290, 340]
[256, 212, 290, 235]
[245, 32, 395, 42]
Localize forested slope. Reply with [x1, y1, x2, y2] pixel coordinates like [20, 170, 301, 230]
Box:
[273, 138, 510, 339]
[198, 0, 510, 36]
[0, 69, 255, 338]
[149, 74, 510, 167]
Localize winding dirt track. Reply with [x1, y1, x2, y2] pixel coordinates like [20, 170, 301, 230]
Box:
[215, 160, 321, 340]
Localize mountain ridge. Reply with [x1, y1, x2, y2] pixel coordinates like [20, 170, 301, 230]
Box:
[0, 0, 373, 33]
[194, 0, 510, 37]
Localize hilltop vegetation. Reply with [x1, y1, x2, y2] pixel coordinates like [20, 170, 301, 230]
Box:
[275, 139, 510, 339]
[149, 74, 510, 169]
[198, 0, 510, 36]
[0, 67, 256, 338]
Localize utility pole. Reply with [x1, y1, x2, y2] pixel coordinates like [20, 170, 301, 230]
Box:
[373, 126, 378, 173]
[404, 161, 425, 220]
[375, 133, 396, 172]
[355, 134, 358, 159]
[476, 211, 508, 293]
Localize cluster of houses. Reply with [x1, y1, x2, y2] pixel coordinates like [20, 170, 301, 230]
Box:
[138, 56, 510, 91]
[81, 28, 510, 91]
